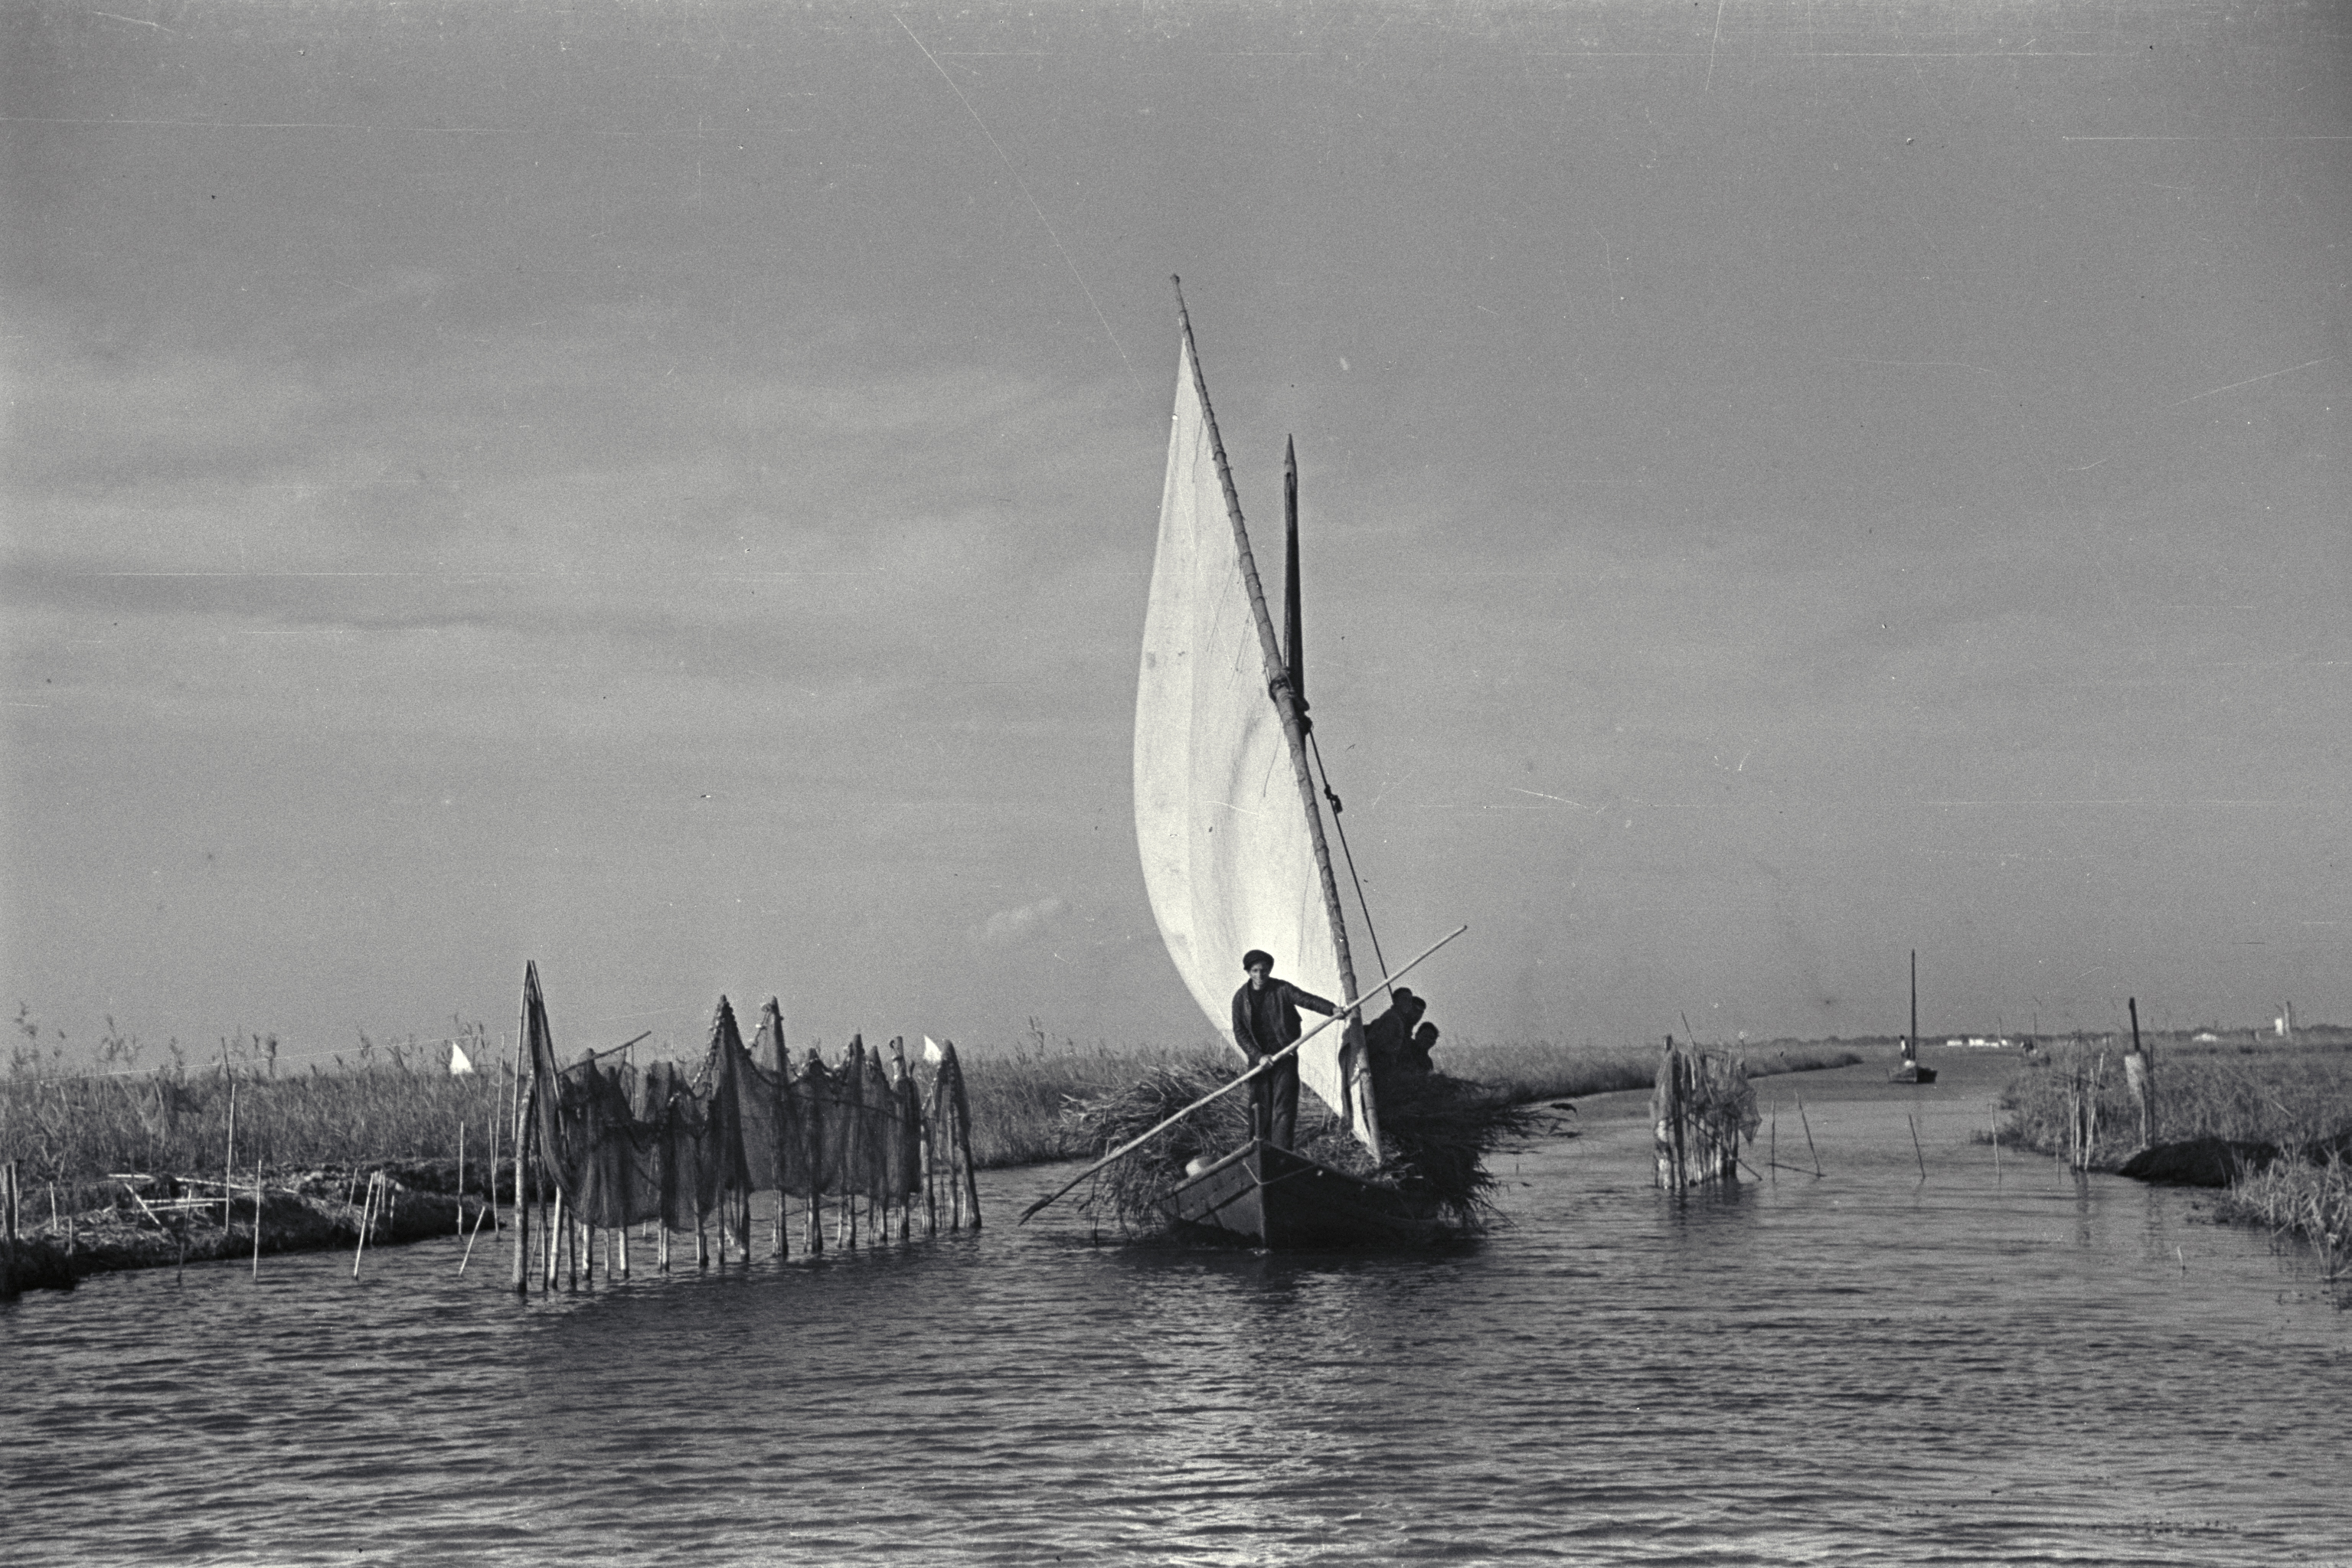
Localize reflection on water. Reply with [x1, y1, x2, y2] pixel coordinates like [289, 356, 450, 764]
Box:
[6, 1064, 2347, 1566]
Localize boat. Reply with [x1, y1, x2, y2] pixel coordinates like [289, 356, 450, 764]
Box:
[1136, 285, 1442, 1246]
[1890, 949, 1938, 1085]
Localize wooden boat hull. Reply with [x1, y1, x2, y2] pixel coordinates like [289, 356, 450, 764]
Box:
[1162, 1138, 1446, 1249]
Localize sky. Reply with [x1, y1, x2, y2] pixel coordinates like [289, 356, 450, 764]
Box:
[5, 0, 2347, 1071]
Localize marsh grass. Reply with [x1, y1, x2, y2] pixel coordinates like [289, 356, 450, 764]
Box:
[1998, 1040, 2352, 1259]
[1997, 1040, 2352, 1166]
[5, 1025, 1864, 1205]
[1431, 1039, 1863, 1105]
[2, 1034, 510, 1212]
[2210, 1155, 2348, 1279]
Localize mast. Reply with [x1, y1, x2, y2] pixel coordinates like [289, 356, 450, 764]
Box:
[1908, 949, 1919, 1063]
[1171, 279, 1383, 1158]
[1284, 436, 1303, 702]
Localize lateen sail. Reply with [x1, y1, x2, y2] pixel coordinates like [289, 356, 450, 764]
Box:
[1135, 326, 1377, 1153]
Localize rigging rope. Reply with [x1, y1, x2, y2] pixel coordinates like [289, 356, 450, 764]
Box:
[1308, 730, 1389, 988]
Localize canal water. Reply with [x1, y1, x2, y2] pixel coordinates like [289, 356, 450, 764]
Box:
[5, 1053, 2347, 1566]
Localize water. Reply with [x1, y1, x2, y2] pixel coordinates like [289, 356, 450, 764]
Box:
[7, 1055, 2347, 1566]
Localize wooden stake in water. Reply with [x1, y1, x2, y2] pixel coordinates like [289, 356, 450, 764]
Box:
[223, 1074, 237, 1233]
[456, 1118, 466, 1238]
[2, 1161, 16, 1301]
[1796, 1093, 1822, 1177]
[1908, 1112, 1926, 1181]
[252, 1160, 263, 1279]
[1992, 1115, 2003, 1184]
[352, 1172, 377, 1279]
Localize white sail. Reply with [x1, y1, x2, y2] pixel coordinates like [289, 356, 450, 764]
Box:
[1135, 331, 1370, 1150]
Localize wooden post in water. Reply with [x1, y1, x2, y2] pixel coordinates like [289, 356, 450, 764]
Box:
[456, 1119, 466, 1238]
[351, 1172, 375, 1279]
[252, 1160, 264, 1279]
[942, 1041, 981, 1229]
[839, 1037, 864, 1250]
[223, 1074, 237, 1232]
[1908, 1112, 1926, 1181]
[2123, 997, 2157, 1149]
[1796, 1093, 1821, 1177]
[767, 1000, 791, 1261]
[802, 1047, 825, 1256]
[3, 1160, 17, 1301]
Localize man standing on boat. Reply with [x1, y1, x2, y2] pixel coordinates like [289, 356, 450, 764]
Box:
[1231, 949, 1337, 1150]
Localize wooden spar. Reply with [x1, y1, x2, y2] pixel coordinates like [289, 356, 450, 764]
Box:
[223, 1074, 237, 1233]
[1019, 925, 1468, 1224]
[456, 1119, 466, 1238]
[251, 1159, 263, 1279]
[1172, 279, 1381, 1161]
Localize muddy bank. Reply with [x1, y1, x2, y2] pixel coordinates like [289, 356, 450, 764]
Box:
[3, 1169, 489, 1296]
[2116, 1130, 2352, 1187]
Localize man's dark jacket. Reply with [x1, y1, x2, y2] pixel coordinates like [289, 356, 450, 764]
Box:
[1230, 978, 1338, 1063]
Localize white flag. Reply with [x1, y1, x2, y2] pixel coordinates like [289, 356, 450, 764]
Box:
[923, 1036, 944, 1063]
[449, 1041, 475, 1076]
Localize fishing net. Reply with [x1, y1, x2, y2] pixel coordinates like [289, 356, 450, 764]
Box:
[522, 972, 968, 1232]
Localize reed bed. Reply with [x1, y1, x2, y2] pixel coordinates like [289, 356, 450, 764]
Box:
[6, 1028, 1864, 1205]
[1996, 1040, 2352, 1167]
[1430, 1039, 1863, 1103]
[1998, 1040, 2352, 1258]
[1, 1040, 511, 1214]
[2209, 1154, 2347, 1279]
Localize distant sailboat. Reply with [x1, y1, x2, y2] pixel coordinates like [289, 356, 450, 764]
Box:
[1891, 949, 1937, 1085]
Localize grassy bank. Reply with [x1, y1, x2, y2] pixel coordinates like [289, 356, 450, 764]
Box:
[1996, 1038, 2352, 1262]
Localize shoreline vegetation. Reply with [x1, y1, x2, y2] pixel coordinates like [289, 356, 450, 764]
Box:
[1993, 1033, 2351, 1276]
[1, 1032, 1860, 1292]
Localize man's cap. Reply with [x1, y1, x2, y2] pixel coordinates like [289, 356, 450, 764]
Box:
[1241, 949, 1275, 972]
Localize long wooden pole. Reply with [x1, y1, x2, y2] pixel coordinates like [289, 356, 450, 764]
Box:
[1019, 925, 1468, 1224]
[1173, 279, 1381, 1160]
[222, 1073, 237, 1232]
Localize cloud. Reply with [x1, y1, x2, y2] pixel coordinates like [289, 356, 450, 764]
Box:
[976, 897, 1069, 948]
